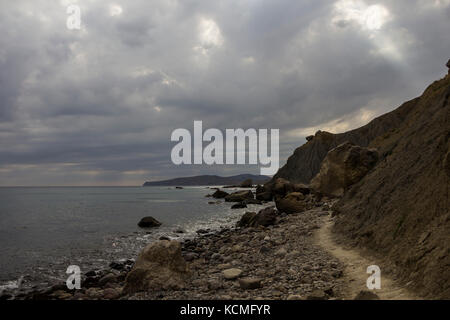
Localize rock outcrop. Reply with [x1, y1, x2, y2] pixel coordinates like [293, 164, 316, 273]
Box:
[270, 97, 416, 184]
[123, 240, 189, 294]
[310, 142, 379, 197]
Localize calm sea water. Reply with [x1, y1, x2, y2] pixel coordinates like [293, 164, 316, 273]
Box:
[0, 186, 262, 292]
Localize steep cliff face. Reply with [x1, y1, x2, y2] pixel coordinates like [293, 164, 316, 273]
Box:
[272, 98, 417, 184]
[333, 74, 450, 299]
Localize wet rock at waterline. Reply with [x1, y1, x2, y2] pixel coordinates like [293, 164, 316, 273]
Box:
[137, 216, 162, 228]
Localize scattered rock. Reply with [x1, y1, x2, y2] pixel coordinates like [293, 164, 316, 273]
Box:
[222, 268, 243, 280]
[183, 252, 199, 262]
[239, 277, 262, 290]
[103, 288, 121, 300]
[287, 294, 304, 300]
[306, 289, 328, 300]
[98, 273, 117, 287]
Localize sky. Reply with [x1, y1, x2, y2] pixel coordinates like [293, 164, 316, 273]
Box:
[0, 0, 449, 186]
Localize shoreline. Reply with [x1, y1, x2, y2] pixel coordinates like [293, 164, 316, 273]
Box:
[5, 197, 351, 300]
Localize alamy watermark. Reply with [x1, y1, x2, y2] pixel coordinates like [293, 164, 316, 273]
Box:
[66, 4, 81, 30]
[171, 121, 279, 175]
[366, 265, 381, 290]
[66, 265, 81, 290]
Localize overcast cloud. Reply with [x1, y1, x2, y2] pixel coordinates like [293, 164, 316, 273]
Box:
[0, 0, 449, 185]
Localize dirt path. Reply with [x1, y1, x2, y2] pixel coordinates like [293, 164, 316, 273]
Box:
[316, 215, 418, 300]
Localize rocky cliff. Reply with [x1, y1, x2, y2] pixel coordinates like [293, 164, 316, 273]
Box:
[332, 73, 449, 299]
[272, 99, 417, 184]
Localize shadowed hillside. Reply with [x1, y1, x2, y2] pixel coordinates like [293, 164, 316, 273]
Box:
[332, 73, 449, 299]
[272, 99, 418, 184]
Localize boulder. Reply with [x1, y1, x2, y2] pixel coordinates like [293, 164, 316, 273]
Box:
[240, 179, 253, 188]
[447, 59, 450, 74]
[123, 240, 189, 294]
[253, 207, 278, 227]
[275, 192, 308, 214]
[267, 178, 311, 198]
[212, 189, 229, 199]
[224, 190, 254, 202]
[236, 212, 257, 228]
[272, 178, 293, 196]
[137, 216, 162, 228]
[310, 142, 379, 197]
[237, 207, 278, 228]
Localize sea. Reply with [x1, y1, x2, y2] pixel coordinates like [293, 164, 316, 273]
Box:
[0, 186, 264, 293]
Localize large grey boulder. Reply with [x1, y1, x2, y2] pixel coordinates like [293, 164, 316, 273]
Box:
[123, 240, 189, 294]
[310, 142, 379, 197]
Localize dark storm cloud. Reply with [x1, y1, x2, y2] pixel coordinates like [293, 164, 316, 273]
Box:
[0, 0, 449, 185]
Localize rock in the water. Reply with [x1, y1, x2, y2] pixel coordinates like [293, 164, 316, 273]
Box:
[239, 277, 262, 289]
[212, 189, 229, 199]
[123, 240, 189, 294]
[354, 290, 380, 300]
[222, 268, 243, 280]
[275, 192, 308, 214]
[137, 216, 162, 228]
[225, 190, 254, 202]
[310, 142, 379, 197]
[231, 202, 247, 209]
[240, 179, 253, 188]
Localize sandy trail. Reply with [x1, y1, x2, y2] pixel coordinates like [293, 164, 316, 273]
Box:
[316, 215, 419, 300]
